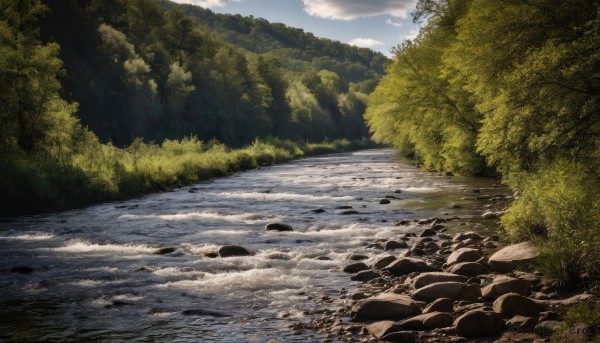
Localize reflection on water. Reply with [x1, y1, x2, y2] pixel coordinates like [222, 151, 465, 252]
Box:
[0, 149, 507, 342]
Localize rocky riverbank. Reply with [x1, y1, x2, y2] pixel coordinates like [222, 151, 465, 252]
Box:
[303, 219, 594, 342]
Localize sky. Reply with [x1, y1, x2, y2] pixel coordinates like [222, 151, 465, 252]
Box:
[169, 0, 421, 56]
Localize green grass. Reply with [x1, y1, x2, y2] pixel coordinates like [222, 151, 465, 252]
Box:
[0, 136, 377, 216]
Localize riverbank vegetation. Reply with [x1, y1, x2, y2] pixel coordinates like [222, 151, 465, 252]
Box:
[0, 0, 382, 216]
[366, 0, 600, 287]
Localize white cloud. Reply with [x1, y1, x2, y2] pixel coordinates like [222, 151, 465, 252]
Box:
[401, 29, 419, 41]
[385, 18, 404, 28]
[303, 0, 417, 20]
[169, 0, 241, 8]
[348, 37, 384, 48]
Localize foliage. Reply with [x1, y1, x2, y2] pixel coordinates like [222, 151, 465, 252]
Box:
[367, 0, 600, 284]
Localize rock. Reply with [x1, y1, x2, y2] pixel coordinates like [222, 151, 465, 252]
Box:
[153, 247, 176, 255]
[181, 309, 231, 317]
[350, 292, 369, 300]
[380, 331, 416, 343]
[367, 321, 404, 339]
[454, 309, 504, 338]
[380, 199, 391, 204]
[265, 223, 293, 231]
[385, 257, 439, 276]
[218, 245, 252, 257]
[488, 241, 539, 273]
[311, 208, 326, 213]
[336, 205, 353, 209]
[411, 282, 480, 302]
[399, 312, 454, 330]
[423, 298, 453, 314]
[394, 190, 402, 193]
[481, 276, 530, 299]
[448, 262, 487, 277]
[431, 224, 447, 231]
[340, 210, 359, 215]
[351, 270, 380, 282]
[10, 266, 33, 274]
[373, 256, 397, 269]
[411, 272, 468, 289]
[492, 293, 545, 318]
[483, 241, 497, 248]
[343, 262, 370, 274]
[419, 228, 437, 237]
[203, 251, 218, 258]
[385, 240, 408, 250]
[453, 232, 483, 242]
[351, 293, 421, 321]
[346, 254, 369, 261]
[446, 248, 482, 266]
[505, 315, 537, 331]
[535, 320, 565, 337]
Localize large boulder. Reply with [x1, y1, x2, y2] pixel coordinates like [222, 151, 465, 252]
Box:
[492, 293, 545, 318]
[410, 272, 468, 289]
[448, 262, 487, 277]
[481, 276, 530, 299]
[351, 270, 380, 282]
[351, 293, 421, 321]
[423, 298, 453, 314]
[488, 241, 539, 272]
[385, 257, 439, 276]
[454, 309, 504, 338]
[399, 312, 453, 330]
[218, 245, 252, 257]
[446, 248, 482, 266]
[372, 255, 397, 269]
[411, 282, 480, 303]
[385, 240, 408, 250]
[366, 321, 404, 339]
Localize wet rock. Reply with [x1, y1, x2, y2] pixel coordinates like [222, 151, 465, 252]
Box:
[347, 254, 369, 261]
[418, 218, 437, 225]
[446, 248, 482, 266]
[350, 292, 369, 300]
[181, 309, 231, 317]
[366, 321, 404, 339]
[411, 272, 468, 289]
[351, 270, 380, 282]
[265, 223, 293, 231]
[488, 241, 539, 273]
[385, 257, 439, 276]
[203, 251, 218, 258]
[411, 282, 480, 303]
[492, 293, 545, 318]
[454, 309, 504, 338]
[343, 262, 370, 274]
[395, 220, 411, 226]
[399, 312, 454, 330]
[419, 228, 437, 237]
[483, 241, 497, 248]
[340, 210, 359, 215]
[394, 190, 402, 194]
[312, 208, 326, 213]
[373, 256, 397, 269]
[452, 232, 483, 242]
[380, 199, 391, 204]
[367, 243, 385, 250]
[218, 245, 253, 257]
[153, 247, 176, 255]
[423, 298, 453, 314]
[336, 205, 353, 209]
[10, 266, 33, 274]
[481, 276, 530, 299]
[482, 211, 497, 219]
[351, 293, 421, 321]
[385, 240, 408, 250]
[448, 262, 486, 277]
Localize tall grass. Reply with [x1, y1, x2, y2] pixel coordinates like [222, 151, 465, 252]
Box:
[0, 136, 376, 216]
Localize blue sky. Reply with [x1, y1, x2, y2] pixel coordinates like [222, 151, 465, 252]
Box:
[170, 0, 421, 56]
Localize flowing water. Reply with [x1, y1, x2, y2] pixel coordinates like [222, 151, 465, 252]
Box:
[0, 149, 508, 342]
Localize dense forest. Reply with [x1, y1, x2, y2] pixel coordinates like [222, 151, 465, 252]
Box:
[0, 0, 384, 216]
[366, 0, 600, 286]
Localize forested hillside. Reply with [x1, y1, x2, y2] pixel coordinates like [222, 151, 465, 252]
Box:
[0, 0, 382, 216]
[366, 0, 600, 286]
[39, 0, 387, 147]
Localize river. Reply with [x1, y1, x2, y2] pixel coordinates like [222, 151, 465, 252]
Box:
[0, 149, 508, 342]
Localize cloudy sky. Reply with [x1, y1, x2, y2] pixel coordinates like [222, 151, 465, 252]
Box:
[169, 0, 421, 56]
